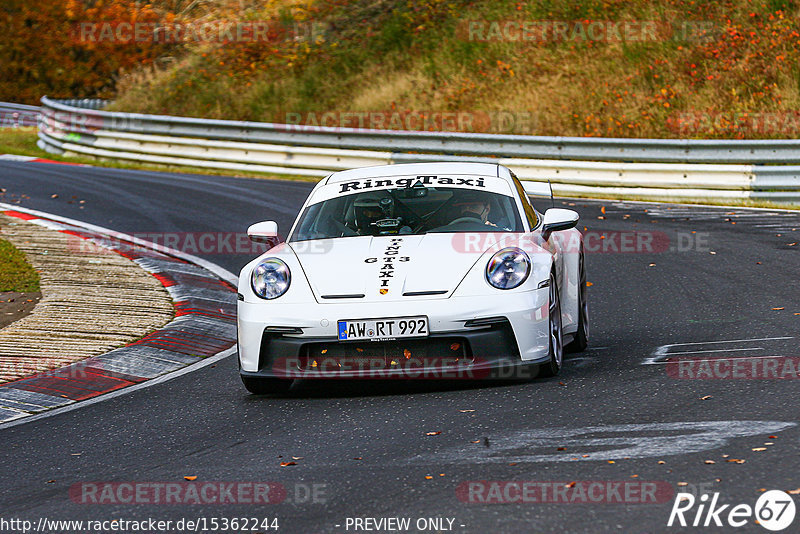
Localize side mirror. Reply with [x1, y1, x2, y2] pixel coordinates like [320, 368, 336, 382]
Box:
[247, 221, 279, 243]
[541, 208, 579, 240]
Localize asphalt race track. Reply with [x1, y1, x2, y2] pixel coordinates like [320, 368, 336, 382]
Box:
[1, 160, 799, 533]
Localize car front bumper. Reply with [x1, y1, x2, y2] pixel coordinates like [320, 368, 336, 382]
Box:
[238, 288, 550, 379]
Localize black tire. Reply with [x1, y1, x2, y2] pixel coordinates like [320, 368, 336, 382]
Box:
[565, 250, 589, 353]
[241, 376, 293, 395]
[539, 271, 563, 377]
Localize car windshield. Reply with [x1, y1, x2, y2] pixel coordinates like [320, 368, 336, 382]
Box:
[290, 186, 524, 242]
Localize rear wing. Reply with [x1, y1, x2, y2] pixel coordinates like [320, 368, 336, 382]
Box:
[521, 180, 554, 208]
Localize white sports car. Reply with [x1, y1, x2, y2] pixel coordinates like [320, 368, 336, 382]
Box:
[237, 162, 588, 393]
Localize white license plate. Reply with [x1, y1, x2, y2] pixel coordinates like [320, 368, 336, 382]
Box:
[337, 316, 429, 341]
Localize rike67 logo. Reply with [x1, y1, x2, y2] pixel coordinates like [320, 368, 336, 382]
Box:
[668, 490, 796, 531]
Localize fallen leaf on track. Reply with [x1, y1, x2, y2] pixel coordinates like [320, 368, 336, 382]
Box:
[788, 489, 800, 495]
[700, 395, 712, 400]
[704, 460, 715, 464]
[459, 409, 475, 413]
[184, 476, 197, 481]
[752, 447, 767, 452]
[426, 431, 442, 436]
[772, 307, 785, 310]
[424, 475, 433, 480]
[280, 462, 297, 467]
[566, 481, 576, 488]
[677, 482, 688, 487]
[726, 459, 746, 464]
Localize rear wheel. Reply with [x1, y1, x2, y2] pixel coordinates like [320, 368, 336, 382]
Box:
[539, 271, 563, 377]
[241, 376, 293, 395]
[565, 250, 589, 353]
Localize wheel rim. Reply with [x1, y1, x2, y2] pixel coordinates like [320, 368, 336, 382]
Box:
[549, 274, 563, 367]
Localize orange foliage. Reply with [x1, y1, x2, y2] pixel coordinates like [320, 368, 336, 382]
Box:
[0, 0, 176, 103]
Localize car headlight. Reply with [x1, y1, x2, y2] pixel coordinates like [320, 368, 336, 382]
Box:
[251, 258, 291, 299]
[486, 247, 530, 290]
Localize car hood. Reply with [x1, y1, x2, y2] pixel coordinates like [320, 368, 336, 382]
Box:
[289, 234, 490, 302]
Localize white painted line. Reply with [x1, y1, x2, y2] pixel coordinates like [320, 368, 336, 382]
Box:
[0, 202, 241, 430]
[606, 197, 800, 215]
[0, 154, 37, 162]
[0, 202, 237, 286]
[663, 336, 791, 347]
[643, 336, 794, 365]
[645, 354, 799, 365]
[0, 347, 236, 431]
[668, 347, 763, 356]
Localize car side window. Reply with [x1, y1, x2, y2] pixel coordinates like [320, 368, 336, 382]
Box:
[510, 173, 539, 230]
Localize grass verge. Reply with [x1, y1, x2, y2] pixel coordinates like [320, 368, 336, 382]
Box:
[0, 127, 318, 183]
[2, 127, 797, 211]
[0, 239, 40, 292]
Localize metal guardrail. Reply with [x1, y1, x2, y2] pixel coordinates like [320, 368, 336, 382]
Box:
[35, 97, 800, 203]
[39, 96, 800, 164]
[0, 102, 40, 128]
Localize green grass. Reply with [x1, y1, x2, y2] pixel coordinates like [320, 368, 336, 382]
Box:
[559, 192, 800, 211]
[0, 239, 40, 292]
[2, 127, 798, 211]
[0, 127, 41, 157]
[0, 127, 318, 182]
[107, 0, 800, 140]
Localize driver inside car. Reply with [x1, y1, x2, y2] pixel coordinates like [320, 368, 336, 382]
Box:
[451, 192, 498, 227]
[353, 197, 384, 235]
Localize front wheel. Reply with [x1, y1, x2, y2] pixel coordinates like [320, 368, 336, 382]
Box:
[241, 376, 293, 395]
[565, 250, 589, 353]
[539, 271, 563, 377]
